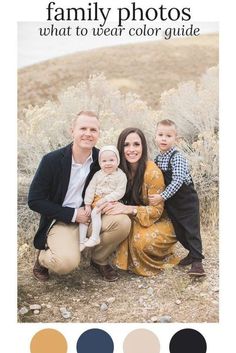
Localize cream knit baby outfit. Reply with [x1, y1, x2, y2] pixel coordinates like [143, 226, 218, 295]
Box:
[84, 168, 127, 205]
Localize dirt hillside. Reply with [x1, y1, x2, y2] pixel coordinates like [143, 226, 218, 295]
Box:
[18, 33, 218, 117]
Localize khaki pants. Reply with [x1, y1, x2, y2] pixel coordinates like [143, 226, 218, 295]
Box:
[39, 215, 131, 275]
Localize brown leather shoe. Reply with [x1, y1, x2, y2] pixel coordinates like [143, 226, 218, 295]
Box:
[178, 253, 193, 267]
[91, 260, 118, 282]
[33, 253, 49, 282]
[188, 261, 206, 277]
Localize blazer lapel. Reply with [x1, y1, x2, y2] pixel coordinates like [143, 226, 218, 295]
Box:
[60, 144, 73, 202]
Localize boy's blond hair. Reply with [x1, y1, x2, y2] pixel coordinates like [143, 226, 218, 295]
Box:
[156, 119, 177, 130]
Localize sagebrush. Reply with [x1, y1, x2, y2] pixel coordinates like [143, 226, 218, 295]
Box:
[18, 68, 218, 241]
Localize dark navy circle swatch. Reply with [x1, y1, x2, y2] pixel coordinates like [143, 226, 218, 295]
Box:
[169, 328, 207, 353]
[76, 329, 114, 353]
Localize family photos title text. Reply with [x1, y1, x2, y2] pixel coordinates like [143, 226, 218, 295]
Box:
[45, 1, 191, 27]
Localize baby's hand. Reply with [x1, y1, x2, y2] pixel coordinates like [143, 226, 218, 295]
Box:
[96, 199, 105, 208]
[84, 205, 92, 216]
[148, 193, 164, 206]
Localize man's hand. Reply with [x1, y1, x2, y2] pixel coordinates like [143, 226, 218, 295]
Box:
[75, 207, 90, 224]
[148, 193, 164, 206]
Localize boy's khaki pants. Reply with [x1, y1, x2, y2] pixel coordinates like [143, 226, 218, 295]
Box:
[39, 214, 131, 275]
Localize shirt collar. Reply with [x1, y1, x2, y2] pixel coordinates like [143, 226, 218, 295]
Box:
[159, 146, 176, 158]
[72, 152, 93, 166]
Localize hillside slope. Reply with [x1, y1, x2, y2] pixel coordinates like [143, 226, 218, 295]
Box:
[18, 33, 218, 116]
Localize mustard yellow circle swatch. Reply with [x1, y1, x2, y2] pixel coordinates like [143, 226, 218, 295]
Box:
[30, 328, 67, 353]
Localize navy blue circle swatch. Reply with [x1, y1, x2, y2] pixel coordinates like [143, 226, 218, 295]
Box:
[169, 329, 207, 353]
[76, 329, 114, 353]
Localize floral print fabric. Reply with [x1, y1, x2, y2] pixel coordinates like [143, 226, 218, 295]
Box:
[114, 161, 178, 276]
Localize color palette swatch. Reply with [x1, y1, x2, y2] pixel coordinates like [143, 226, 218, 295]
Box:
[30, 327, 207, 352]
[76, 328, 114, 353]
[169, 328, 207, 353]
[123, 329, 160, 353]
[30, 328, 67, 353]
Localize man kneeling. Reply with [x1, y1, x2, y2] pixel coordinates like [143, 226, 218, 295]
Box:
[28, 111, 131, 282]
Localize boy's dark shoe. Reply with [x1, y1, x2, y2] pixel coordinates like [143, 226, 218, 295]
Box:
[33, 253, 49, 281]
[178, 253, 193, 266]
[188, 261, 206, 276]
[91, 260, 118, 282]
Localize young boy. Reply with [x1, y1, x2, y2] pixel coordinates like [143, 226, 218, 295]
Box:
[79, 145, 127, 251]
[149, 119, 205, 276]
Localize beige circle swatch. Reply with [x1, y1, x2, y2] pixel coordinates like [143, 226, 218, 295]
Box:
[30, 328, 67, 353]
[123, 329, 160, 353]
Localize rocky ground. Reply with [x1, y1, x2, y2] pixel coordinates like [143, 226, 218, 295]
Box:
[18, 229, 218, 323]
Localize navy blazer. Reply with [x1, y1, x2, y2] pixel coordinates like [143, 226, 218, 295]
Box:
[28, 143, 100, 249]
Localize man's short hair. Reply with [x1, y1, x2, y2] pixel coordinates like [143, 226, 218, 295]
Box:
[72, 111, 99, 126]
[77, 111, 98, 119]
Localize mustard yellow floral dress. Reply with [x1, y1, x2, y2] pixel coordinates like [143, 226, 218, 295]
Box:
[114, 161, 179, 276]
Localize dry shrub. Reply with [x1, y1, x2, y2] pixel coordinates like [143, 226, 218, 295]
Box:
[18, 74, 157, 178]
[18, 68, 218, 240]
[180, 131, 218, 227]
[156, 66, 218, 141]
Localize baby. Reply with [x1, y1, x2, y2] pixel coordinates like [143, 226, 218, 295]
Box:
[79, 145, 127, 251]
[149, 119, 205, 276]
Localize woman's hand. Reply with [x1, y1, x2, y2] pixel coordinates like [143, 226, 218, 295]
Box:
[95, 198, 105, 208]
[101, 202, 129, 215]
[148, 193, 164, 206]
[95, 201, 112, 214]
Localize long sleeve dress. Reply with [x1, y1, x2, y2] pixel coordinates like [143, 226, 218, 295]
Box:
[114, 161, 179, 276]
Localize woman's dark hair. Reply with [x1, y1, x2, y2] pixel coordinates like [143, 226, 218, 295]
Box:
[117, 128, 148, 205]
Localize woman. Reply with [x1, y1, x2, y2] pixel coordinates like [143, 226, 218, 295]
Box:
[101, 128, 178, 276]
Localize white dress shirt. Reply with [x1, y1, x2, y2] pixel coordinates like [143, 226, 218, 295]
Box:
[62, 153, 93, 221]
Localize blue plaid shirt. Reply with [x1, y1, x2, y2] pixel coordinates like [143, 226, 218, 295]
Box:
[154, 147, 193, 200]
